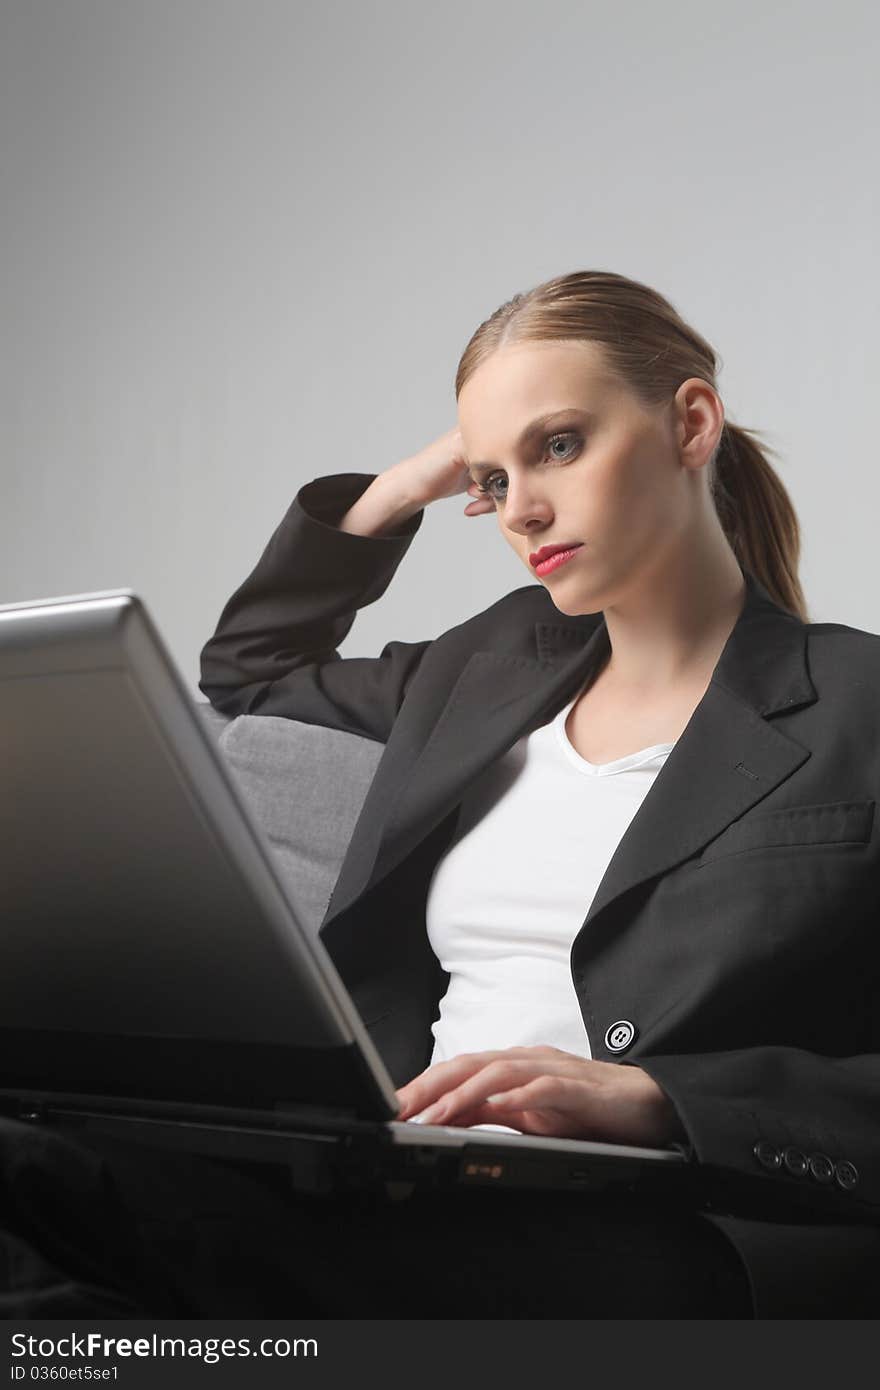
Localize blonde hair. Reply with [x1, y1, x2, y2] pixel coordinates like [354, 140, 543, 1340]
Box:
[455, 270, 808, 621]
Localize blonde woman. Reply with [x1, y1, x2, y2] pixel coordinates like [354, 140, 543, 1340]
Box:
[12, 271, 870, 1320]
[193, 270, 880, 1318]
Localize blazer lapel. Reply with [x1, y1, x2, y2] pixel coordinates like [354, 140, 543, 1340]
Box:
[370, 619, 612, 888]
[571, 570, 818, 933]
[326, 569, 818, 934]
[582, 611, 816, 928]
[320, 612, 610, 927]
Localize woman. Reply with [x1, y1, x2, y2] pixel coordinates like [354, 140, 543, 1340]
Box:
[192, 270, 880, 1317]
[6, 269, 874, 1320]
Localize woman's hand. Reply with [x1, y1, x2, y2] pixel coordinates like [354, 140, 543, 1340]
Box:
[338, 424, 495, 536]
[394, 1046, 688, 1149]
[387, 425, 496, 518]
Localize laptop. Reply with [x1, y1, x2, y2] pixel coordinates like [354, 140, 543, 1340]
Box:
[0, 588, 697, 1206]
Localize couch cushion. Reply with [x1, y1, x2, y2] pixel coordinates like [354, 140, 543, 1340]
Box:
[195, 701, 232, 742]
[216, 715, 383, 937]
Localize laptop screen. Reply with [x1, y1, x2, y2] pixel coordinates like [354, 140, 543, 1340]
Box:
[0, 590, 397, 1118]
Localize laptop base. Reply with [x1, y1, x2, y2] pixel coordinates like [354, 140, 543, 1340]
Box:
[3, 1089, 863, 1228]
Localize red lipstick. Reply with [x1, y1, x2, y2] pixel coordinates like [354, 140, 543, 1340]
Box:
[529, 543, 583, 577]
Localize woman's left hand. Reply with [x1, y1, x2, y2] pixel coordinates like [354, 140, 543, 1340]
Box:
[394, 1046, 688, 1148]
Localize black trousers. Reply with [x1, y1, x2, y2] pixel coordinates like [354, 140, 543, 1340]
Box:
[1, 1116, 756, 1319]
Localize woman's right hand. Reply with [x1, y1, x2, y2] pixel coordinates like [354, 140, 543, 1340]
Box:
[389, 426, 496, 518]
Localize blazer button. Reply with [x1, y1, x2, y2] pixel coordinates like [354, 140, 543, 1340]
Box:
[834, 1159, 859, 1191]
[753, 1140, 782, 1171]
[782, 1146, 808, 1178]
[807, 1152, 835, 1184]
[604, 1020, 637, 1053]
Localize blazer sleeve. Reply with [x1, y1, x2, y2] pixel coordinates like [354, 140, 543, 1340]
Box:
[198, 472, 433, 743]
[630, 1046, 880, 1220]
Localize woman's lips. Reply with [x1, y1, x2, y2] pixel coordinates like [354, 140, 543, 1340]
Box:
[530, 544, 583, 577]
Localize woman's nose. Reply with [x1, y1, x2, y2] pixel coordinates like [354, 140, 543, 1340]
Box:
[502, 478, 554, 533]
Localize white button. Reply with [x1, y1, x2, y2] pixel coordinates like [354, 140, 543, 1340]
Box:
[605, 1020, 637, 1053]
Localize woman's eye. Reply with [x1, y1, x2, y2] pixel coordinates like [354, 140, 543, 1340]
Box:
[478, 432, 581, 502]
[481, 473, 508, 500]
[548, 432, 580, 459]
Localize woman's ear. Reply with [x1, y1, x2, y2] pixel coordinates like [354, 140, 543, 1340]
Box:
[673, 378, 724, 469]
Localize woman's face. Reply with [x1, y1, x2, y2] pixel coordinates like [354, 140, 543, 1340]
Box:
[457, 340, 718, 616]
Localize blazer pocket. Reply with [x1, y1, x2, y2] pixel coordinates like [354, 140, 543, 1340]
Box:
[696, 798, 876, 869]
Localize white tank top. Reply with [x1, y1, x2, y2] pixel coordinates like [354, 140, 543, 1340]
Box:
[416, 690, 674, 1129]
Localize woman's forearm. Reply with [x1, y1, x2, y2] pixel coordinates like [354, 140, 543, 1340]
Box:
[337, 467, 425, 537]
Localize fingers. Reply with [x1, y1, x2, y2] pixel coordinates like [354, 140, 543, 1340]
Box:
[396, 1050, 532, 1118]
[395, 1052, 499, 1119]
[398, 1055, 581, 1126]
[463, 480, 494, 517]
[428, 1072, 583, 1127]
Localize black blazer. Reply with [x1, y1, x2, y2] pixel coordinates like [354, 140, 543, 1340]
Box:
[200, 471, 880, 1317]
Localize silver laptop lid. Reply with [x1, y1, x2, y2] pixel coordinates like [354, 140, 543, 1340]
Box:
[0, 589, 398, 1119]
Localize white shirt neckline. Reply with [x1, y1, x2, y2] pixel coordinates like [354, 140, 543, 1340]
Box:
[553, 697, 675, 777]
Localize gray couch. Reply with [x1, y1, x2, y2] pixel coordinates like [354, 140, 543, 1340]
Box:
[194, 701, 383, 938]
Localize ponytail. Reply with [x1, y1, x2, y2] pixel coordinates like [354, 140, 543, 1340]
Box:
[713, 422, 808, 622]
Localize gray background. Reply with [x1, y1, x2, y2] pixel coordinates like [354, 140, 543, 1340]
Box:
[2, 0, 877, 696]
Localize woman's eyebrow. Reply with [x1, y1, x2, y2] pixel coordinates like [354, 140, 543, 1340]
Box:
[466, 409, 590, 473]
